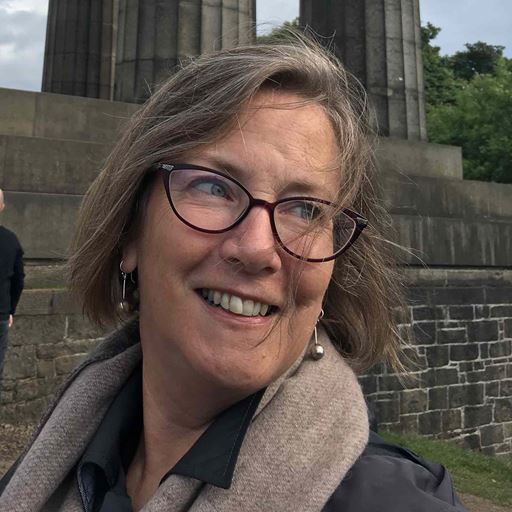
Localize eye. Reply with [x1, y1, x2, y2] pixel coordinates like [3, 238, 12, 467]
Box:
[192, 179, 231, 199]
[287, 201, 323, 221]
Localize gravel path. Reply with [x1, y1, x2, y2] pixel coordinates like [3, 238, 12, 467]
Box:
[0, 424, 509, 511]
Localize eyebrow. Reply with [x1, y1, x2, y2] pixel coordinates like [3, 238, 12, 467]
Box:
[191, 154, 338, 200]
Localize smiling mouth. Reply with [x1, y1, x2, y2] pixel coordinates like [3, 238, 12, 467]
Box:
[196, 288, 277, 317]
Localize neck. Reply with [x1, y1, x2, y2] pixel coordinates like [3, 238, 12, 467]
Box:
[126, 352, 245, 510]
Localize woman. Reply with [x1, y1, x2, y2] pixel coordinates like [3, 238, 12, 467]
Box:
[0, 37, 467, 511]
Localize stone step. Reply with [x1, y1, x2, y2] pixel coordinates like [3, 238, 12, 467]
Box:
[0, 88, 137, 143]
[23, 264, 66, 289]
[0, 134, 108, 195]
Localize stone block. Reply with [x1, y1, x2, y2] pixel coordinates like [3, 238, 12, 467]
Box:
[442, 409, 462, 431]
[481, 446, 496, 456]
[432, 287, 485, 306]
[490, 306, 512, 318]
[485, 365, 508, 381]
[489, 340, 512, 358]
[455, 433, 481, 450]
[449, 306, 474, 320]
[426, 345, 449, 367]
[474, 306, 490, 319]
[438, 327, 467, 344]
[375, 399, 400, 424]
[504, 319, 512, 338]
[3, 345, 36, 379]
[14, 290, 54, 316]
[400, 389, 427, 414]
[480, 424, 504, 446]
[393, 215, 512, 267]
[433, 368, 459, 386]
[428, 387, 448, 410]
[36, 342, 65, 360]
[459, 362, 474, 372]
[412, 322, 436, 345]
[500, 380, 512, 397]
[406, 287, 430, 305]
[418, 411, 442, 435]
[494, 398, 512, 422]
[467, 320, 499, 342]
[394, 414, 419, 434]
[37, 359, 55, 378]
[503, 421, 512, 439]
[55, 354, 86, 375]
[464, 405, 492, 428]
[378, 375, 406, 392]
[0, 88, 37, 136]
[1, 191, 81, 259]
[7, 315, 66, 347]
[412, 306, 444, 322]
[485, 287, 512, 305]
[15, 378, 56, 401]
[0, 134, 107, 194]
[465, 370, 486, 383]
[479, 343, 490, 359]
[450, 343, 479, 362]
[486, 381, 500, 397]
[449, 384, 484, 408]
[66, 316, 106, 341]
[359, 375, 377, 395]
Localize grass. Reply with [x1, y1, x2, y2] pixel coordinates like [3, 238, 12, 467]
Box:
[381, 430, 512, 507]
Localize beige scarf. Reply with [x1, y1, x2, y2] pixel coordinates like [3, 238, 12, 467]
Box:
[0, 325, 369, 512]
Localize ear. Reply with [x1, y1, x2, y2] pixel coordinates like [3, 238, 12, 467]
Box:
[122, 240, 138, 273]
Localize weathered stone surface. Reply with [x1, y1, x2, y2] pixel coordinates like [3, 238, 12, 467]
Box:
[494, 399, 512, 422]
[450, 344, 479, 362]
[449, 306, 474, 320]
[449, 384, 484, 408]
[400, 389, 427, 414]
[376, 399, 400, 424]
[480, 424, 504, 446]
[467, 320, 499, 342]
[428, 387, 448, 410]
[412, 322, 436, 345]
[7, 315, 66, 347]
[426, 345, 449, 367]
[419, 411, 442, 435]
[464, 405, 492, 427]
[3, 345, 36, 380]
[442, 409, 461, 431]
[489, 340, 511, 358]
[55, 354, 86, 375]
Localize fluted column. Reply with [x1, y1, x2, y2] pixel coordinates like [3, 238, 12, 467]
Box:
[42, 0, 117, 99]
[300, 0, 426, 141]
[114, 0, 256, 103]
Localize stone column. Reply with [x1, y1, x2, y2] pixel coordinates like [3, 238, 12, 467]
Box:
[42, 0, 117, 99]
[300, 0, 426, 141]
[114, 0, 256, 103]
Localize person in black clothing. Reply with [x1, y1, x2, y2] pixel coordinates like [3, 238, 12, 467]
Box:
[0, 189, 25, 386]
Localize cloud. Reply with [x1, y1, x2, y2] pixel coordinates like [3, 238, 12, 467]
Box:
[0, 4, 46, 90]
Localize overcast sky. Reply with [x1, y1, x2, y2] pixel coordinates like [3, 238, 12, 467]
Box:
[0, 0, 511, 92]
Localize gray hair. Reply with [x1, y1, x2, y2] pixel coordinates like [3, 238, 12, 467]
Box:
[69, 35, 404, 373]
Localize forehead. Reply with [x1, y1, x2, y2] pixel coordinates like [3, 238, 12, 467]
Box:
[191, 91, 341, 197]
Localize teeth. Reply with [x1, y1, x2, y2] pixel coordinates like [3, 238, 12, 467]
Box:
[200, 289, 272, 317]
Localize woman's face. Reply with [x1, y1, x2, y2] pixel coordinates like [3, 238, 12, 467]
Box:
[124, 91, 341, 395]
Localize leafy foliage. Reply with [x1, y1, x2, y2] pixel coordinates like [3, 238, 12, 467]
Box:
[257, 18, 299, 44]
[423, 25, 512, 183]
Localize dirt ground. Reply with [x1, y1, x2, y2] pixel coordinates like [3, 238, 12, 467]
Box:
[0, 423, 510, 511]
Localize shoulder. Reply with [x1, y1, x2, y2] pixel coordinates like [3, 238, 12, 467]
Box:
[323, 431, 468, 512]
[0, 226, 22, 249]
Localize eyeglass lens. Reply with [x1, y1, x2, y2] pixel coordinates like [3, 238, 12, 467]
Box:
[168, 168, 356, 260]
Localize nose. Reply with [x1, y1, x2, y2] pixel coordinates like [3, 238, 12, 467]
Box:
[218, 206, 282, 275]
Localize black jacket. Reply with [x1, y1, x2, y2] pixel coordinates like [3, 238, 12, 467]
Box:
[0, 226, 24, 321]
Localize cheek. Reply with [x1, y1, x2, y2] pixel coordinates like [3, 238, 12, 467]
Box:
[291, 261, 334, 310]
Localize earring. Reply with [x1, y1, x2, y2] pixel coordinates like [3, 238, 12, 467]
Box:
[119, 260, 131, 312]
[311, 309, 325, 360]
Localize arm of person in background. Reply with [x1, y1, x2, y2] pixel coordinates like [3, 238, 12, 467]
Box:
[9, 242, 24, 327]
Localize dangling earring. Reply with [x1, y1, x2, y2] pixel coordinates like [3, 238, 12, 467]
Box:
[311, 309, 325, 360]
[119, 260, 131, 312]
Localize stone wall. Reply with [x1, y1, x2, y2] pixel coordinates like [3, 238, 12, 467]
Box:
[0, 266, 104, 423]
[362, 267, 512, 457]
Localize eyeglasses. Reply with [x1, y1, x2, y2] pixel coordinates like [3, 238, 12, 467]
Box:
[154, 163, 368, 263]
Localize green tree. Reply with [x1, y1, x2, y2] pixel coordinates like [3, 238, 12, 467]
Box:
[257, 18, 299, 44]
[450, 41, 505, 81]
[428, 59, 512, 183]
[421, 23, 462, 107]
